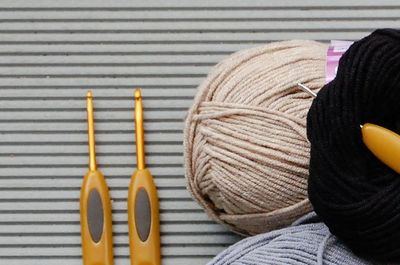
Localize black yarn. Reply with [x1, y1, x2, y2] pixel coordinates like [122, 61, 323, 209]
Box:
[307, 29, 400, 261]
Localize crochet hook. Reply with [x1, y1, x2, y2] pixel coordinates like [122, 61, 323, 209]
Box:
[80, 91, 114, 265]
[298, 83, 400, 174]
[128, 88, 161, 265]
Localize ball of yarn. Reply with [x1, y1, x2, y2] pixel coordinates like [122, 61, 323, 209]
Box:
[307, 29, 400, 261]
[208, 212, 371, 265]
[184, 40, 327, 235]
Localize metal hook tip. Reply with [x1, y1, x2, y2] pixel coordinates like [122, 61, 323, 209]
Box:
[297, 83, 317, 98]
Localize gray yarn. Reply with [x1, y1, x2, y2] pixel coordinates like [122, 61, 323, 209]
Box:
[208, 213, 377, 265]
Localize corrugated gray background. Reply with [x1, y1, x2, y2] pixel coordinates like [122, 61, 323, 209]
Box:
[0, 1, 399, 264]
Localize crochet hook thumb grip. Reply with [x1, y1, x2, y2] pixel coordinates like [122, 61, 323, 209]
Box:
[81, 171, 114, 265]
[128, 89, 161, 265]
[128, 169, 160, 265]
[80, 91, 114, 265]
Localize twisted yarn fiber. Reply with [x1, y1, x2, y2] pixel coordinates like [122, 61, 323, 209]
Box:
[307, 29, 400, 261]
[184, 40, 327, 235]
[208, 212, 372, 265]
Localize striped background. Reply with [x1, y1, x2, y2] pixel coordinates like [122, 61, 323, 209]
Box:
[0, 1, 399, 264]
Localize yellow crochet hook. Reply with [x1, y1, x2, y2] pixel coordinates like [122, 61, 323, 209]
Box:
[361, 123, 400, 174]
[80, 91, 114, 265]
[127, 88, 161, 265]
[298, 83, 400, 174]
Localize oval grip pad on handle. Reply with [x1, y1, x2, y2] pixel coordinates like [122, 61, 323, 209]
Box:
[135, 188, 152, 242]
[87, 189, 104, 243]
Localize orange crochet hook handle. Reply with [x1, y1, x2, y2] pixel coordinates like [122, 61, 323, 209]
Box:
[362, 123, 400, 174]
[80, 91, 114, 265]
[128, 89, 161, 265]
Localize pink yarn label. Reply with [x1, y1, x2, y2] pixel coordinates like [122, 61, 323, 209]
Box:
[326, 40, 353, 83]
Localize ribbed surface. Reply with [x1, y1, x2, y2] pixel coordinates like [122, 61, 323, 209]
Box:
[0, 1, 399, 264]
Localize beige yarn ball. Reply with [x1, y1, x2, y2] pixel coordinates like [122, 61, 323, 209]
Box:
[184, 40, 328, 235]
